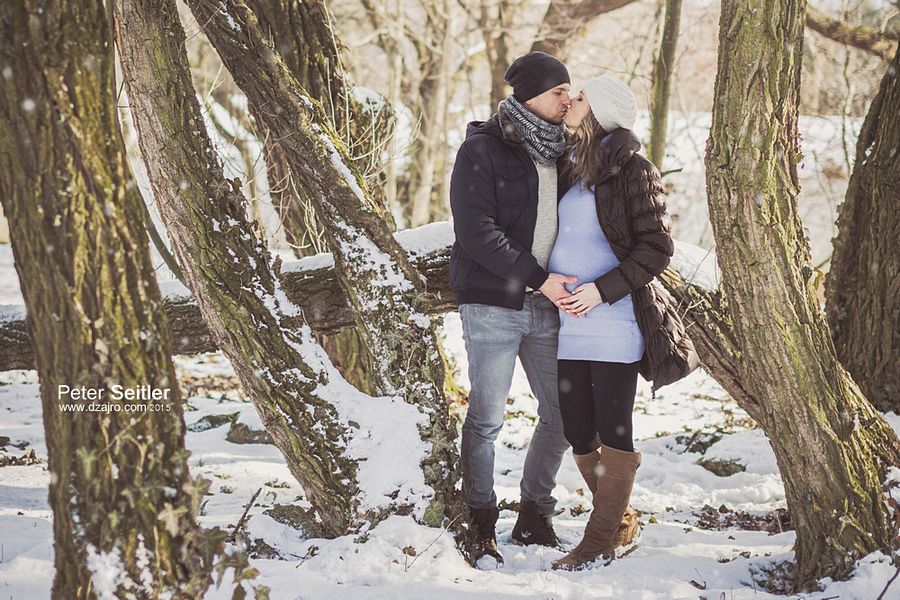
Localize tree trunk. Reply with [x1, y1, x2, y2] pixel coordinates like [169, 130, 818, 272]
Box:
[206, 79, 380, 399]
[115, 0, 366, 538]
[247, 0, 394, 184]
[117, 0, 462, 535]
[0, 2, 217, 597]
[184, 0, 458, 436]
[648, 0, 682, 170]
[401, 0, 453, 228]
[188, 0, 462, 523]
[656, 268, 763, 420]
[244, 0, 394, 229]
[479, 1, 512, 112]
[825, 41, 900, 415]
[705, 0, 900, 589]
[244, 0, 392, 396]
[248, 0, 348, 124]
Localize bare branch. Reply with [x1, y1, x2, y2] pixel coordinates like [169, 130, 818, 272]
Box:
[531, 0, 639, 59]
[806, 6, 897, 61]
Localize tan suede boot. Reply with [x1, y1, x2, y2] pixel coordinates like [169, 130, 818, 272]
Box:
[554, 445, 641, 570]
[572, 449, 640, 552]
[573, 449, 602, 492]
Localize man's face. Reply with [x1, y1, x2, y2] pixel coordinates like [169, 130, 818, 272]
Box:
[524, 84, 572, 123]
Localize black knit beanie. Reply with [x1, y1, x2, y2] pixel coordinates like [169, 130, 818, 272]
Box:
[504, 51, 570, 102]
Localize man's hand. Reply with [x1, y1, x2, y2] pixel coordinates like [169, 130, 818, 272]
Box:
[558, 283, 604, 317]
[539, 273, 578, 308]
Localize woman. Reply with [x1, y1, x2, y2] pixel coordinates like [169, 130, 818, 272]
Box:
[547, 75, 698, 571]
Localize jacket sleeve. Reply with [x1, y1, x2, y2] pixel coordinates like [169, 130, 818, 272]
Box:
[594, 159, 674, 304]
[449, 141, 549, 289]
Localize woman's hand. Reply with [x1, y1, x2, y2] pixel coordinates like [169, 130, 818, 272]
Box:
[558, 283, 604, 317]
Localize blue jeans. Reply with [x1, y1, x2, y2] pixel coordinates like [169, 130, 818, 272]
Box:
[459, 293, 569, 514]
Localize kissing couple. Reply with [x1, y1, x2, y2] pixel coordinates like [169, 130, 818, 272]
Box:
[449, 51, 699, 570]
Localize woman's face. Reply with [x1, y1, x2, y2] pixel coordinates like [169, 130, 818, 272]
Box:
[564, 90, 591, 129]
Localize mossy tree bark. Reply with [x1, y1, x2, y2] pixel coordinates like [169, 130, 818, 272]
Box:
[116, 0, 462, 535]
[244, 0, 394, 247]
[183, 0, 460, 485]
[825, 42, 900, 415]
[706, 0, 900, 589]
[0, 2, 217, 597]
[116, 0, 365, 538]
[188, 0, 465, 509]
[648, 0, 682, 170]
[242, 0, 386, 395]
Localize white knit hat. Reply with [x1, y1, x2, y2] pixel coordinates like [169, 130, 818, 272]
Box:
[582, 75, 637, 132]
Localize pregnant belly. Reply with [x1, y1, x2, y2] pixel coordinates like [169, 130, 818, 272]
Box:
[549, 251, 619, 294]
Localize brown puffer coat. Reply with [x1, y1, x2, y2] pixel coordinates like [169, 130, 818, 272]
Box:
[558, 129, 700, 392]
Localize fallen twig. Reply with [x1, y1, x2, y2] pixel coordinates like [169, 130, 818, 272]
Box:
[406, 515, 460, 572]
[876, 564, 900, 600]
[227, 487, 262, 543]
[690, 568, 708, 590]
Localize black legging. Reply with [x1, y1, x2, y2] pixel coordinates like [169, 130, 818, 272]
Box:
[558, 359, 640, 454]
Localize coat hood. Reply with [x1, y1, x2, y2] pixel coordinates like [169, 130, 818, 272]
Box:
[597, 128, 642, 183]
[465, 115, 504, 141]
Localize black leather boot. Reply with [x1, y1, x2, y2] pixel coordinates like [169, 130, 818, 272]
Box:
[467, 506, 503, 567]
[511, 500, 561, 548]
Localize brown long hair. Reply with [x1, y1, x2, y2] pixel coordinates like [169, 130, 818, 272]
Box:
[559, 110, 608, 191]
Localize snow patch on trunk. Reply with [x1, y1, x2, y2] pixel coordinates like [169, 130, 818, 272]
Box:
[288, 322, 433, 520]
[394, 221, 454, 257]
[671, 239, 720, 291]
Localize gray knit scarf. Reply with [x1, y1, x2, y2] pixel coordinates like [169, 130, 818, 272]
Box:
[497, 95, 567, 164]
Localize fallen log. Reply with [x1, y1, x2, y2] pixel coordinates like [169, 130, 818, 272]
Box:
[1, 223, 731, 386]
[0, 223, 458, 371]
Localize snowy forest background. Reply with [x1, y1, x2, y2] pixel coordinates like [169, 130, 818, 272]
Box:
[0, 0, 898, 598]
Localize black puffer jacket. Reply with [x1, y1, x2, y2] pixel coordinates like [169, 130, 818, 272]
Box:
[448, 115, 550, 309]
[560, 129, 700, 392]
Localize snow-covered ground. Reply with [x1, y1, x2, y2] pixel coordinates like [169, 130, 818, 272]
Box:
[2, 334, 898, 599]
[1, 245, 898, 598]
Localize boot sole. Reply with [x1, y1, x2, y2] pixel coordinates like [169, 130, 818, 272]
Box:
[510, 536, 563, 550]
[553, 532, 641, 571]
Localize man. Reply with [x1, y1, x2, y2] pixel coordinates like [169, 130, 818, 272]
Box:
[449, 51, 576, 566]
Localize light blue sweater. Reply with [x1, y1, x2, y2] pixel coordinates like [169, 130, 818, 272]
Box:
[548, 180, 644, 363]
